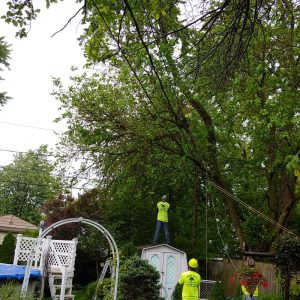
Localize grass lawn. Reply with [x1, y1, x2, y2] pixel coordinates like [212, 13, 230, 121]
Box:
[43, 288, 88, 299]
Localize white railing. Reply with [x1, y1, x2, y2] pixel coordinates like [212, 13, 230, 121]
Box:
[14, 234, 78, 300]
[14, 235, 44, 269]
[14, 234, 77, 274]
[47, 239, 77, 273]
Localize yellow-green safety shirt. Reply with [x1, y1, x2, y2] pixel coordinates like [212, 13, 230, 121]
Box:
[241, 285, 258, 296]
[178, 270, 201, 300]
[157, 201, 170, 222]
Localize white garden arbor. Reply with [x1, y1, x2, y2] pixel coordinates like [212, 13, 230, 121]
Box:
[20, 217, 119, 300]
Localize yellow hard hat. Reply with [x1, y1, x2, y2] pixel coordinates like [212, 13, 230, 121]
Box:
[188, 258, 198, 268]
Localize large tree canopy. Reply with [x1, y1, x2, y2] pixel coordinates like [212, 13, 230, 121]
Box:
[4, 0, 300, 252]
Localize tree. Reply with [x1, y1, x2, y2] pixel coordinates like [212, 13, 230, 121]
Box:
[0, 233, 16, 263]
[118, 256, 162, 300]
[4, 0, 300, 252]
[212, 2, 300, 247]
[0, 145, 63, 224]
[0, 36, 10, 106]
[42, 190, 111, 285]
[50, 0, 299, 250]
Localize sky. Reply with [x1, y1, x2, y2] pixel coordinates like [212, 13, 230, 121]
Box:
[0, 1, 86, 166]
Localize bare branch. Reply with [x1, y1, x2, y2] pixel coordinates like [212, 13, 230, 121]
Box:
[51, 3, 86, 38]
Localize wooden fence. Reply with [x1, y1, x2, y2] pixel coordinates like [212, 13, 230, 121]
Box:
[207, 259, 281, 297]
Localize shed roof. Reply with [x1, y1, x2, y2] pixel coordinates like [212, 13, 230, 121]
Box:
[0, 215, 38, 233]
[142, 243, 186, 254]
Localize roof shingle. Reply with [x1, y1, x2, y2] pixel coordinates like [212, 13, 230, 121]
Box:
[0, 215, 38, 233]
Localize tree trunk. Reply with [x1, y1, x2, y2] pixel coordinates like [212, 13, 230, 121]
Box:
[283, 272, 291, 300]
[277, 174, 298, 235]
[190, 99, 244, 246]
[215, 175, 244, 247]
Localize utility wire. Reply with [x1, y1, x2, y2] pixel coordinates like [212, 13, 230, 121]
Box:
[0, 121, 64, 133]
[0, 178, 95, 191]
[0, 170, 95, 181]
[0, 148, 92, 161]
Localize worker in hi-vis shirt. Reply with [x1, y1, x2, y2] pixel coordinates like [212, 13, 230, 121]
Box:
[178, 258, 201, 300]
[152, 194, 170, 244]
[241, 258, 259, 300]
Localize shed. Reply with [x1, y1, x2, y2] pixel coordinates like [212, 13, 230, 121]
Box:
[0, 215, 38, 244]
[141, 244, 187, 300]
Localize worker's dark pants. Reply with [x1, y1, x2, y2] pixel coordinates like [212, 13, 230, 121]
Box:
[243, 296, 258, 300]
[153, 220, 170, 244]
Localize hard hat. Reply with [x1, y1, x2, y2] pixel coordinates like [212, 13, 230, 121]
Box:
[162, 195, 167, 200]
[188, 258, 198, 268]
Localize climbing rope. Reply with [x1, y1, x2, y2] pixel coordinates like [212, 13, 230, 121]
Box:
[210, 193, 238, 272]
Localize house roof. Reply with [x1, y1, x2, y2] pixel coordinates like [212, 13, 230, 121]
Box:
[0, 215, 38, 233]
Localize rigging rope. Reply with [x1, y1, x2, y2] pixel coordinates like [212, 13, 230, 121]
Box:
[208, 179, 299, 238]
[205, 170, 238, 272]
[205, 168, 208, 278]
[204, 175, 299, 277]
[210, 192, 238, 272]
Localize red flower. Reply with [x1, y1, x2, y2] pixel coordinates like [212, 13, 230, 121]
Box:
[262, 280, 269, 287]
[240, 280, 248, 286]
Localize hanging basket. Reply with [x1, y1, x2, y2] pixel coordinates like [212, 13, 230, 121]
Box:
[239, 271, 262, 295]
[230, 267, 268, 295]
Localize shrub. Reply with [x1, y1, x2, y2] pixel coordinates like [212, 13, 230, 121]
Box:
[172, 283, 182, 300]
[118, 255, 162, 300]
[84, 256, 162, 300]
[119, 241, 137, 258]
[86, 278, 112, 300]
[273, 235, 300, 300]
[0, 233, 16, 263]
[21, 229, 39, 238]
[209, 281, 226, 300]
[290, 274, 300, 299]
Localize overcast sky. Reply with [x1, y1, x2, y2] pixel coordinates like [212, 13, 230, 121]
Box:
[0, 1, 86, 166]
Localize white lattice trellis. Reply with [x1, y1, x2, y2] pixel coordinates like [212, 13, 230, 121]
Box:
[14, 235, 44, 268]
[14, 235, 77, 272]
[48, 240, 77, 271]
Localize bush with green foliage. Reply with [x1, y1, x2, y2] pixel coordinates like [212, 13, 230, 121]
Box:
[21, 229, 39, 238]
[209, 281, 226, 300]
[119, 241, 137, 258]
[171, 282, 182, 300]
[273, 235, 300, 299]
[290, 274, 300, 299]
[86, 278, 112, 300]
[0, 233, 16, 263]
[118, 255, 162, 300]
